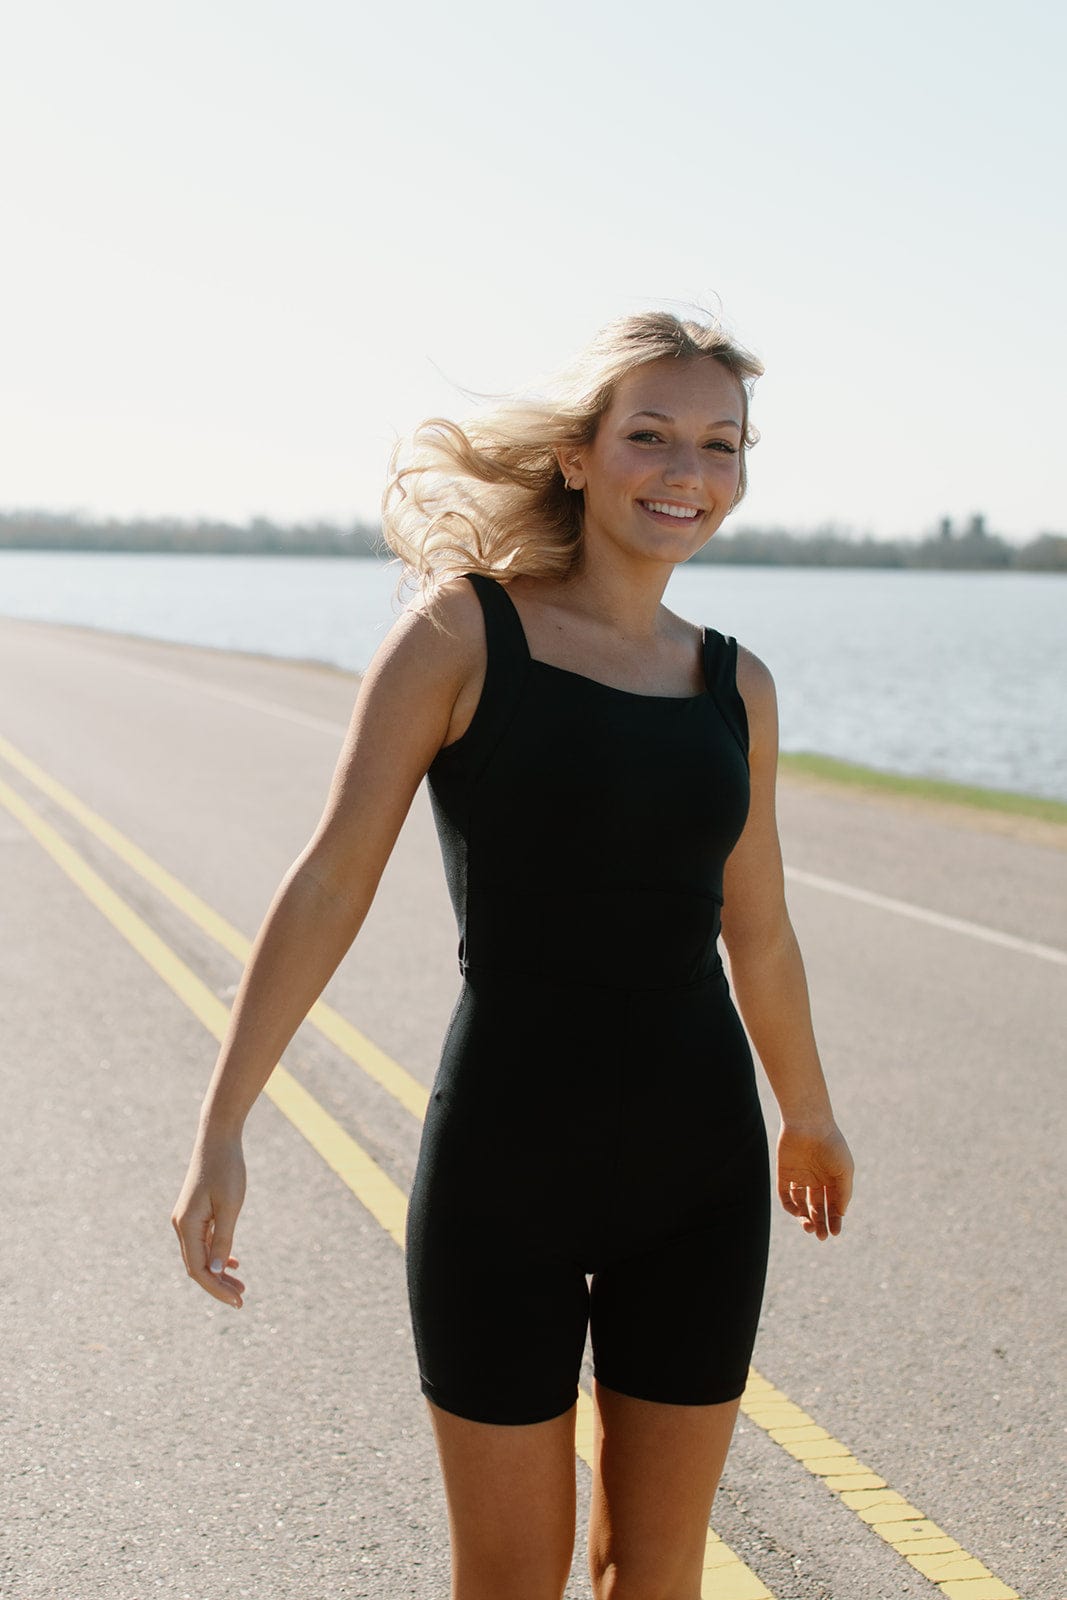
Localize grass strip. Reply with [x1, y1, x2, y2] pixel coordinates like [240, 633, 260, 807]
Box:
[779, 751, 1067, 826]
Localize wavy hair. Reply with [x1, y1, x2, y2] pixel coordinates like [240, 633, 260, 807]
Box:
[381, 309, 763, 594]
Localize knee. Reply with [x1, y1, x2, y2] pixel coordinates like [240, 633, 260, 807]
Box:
[590, 1557, 700, 1600]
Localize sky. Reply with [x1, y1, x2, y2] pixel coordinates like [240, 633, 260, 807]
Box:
[2, 0, 1064, 542]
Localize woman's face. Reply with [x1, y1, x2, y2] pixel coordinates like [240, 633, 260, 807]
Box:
[566, 357, 745, 567]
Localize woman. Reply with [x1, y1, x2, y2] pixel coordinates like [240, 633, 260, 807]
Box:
[172, 309, 854, 1600]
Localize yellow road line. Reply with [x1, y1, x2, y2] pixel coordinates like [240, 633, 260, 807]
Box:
[740, 1376, 1019, 1599]
[0, 732, 428, 1120]
[0, 735, 1026, 1600]
[0, 771, 409, 1247]
[0, 767, 769, 1600]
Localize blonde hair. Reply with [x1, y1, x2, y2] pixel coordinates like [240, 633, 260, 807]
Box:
[381, 309, 763, 595]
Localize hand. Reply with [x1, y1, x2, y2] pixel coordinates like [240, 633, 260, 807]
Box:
[777, 1120, 854, 1241]
[171, 1130, 248, 1308]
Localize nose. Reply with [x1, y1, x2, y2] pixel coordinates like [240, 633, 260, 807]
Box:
[662, 442, 702, 488]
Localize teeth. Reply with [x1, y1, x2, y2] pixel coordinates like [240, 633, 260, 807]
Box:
[643, 501, 700, 519]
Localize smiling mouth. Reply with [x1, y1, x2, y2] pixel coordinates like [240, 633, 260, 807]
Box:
[638, 500, 704, 521]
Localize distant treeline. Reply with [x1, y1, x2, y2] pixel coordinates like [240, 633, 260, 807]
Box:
[1, 509, 1065, 571]
[0, 511, 384, 558]
[699, 516, 1067, 571]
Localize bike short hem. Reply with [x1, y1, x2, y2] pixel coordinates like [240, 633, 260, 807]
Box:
[591, 1368, 750, 1409]
[420, 1376, 580, 1428]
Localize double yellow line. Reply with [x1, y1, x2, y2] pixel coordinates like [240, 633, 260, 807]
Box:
[0, 729, 1020, 1600]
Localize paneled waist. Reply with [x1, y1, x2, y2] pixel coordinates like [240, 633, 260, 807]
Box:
[460, 885, 725, 991]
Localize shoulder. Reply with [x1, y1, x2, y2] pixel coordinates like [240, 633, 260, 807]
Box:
[734, 643, 779, 758]
[735, 642, 776, 704]
[411, 573, 485, 642]
[369, 575, 485, 684]
[359, 574, 492, 750]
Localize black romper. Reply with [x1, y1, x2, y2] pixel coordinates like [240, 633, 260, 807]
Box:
[405, 573, 770, 1425]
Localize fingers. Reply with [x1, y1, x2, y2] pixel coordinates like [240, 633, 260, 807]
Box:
[824, 1183, 848, 1237]
[821, 1167, 852, 1236]
[808, 1186, 831, 1241]
[171, 1205, 245, 1308]
[204, 1211, 245, 1306]
[798, 1182, 829, 1241]
[208, 1220, 235, 1280]
[776, 1123, 854, 1242]
[782, 1180, 840, 1241]
[210, 1251, 247, 1301]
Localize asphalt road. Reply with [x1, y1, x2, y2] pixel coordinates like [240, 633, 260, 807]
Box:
[1, 616, 1064, 1600]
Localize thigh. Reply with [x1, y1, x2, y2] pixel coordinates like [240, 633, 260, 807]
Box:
[428, 1399, 578, 1600]
[589, 1129, 771, 1407]
[407, 981, 594, 1425]
[407, 1216, 590, 1424]
[587, 1381, 740, 1600]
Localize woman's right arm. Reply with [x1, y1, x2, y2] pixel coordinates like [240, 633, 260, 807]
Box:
[170, 583, 484, 1308]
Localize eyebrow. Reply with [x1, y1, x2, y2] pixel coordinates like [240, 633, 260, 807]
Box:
[625, 410, 743, 431]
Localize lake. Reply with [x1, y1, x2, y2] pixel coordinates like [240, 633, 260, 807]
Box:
[1, 551, 1064, 802]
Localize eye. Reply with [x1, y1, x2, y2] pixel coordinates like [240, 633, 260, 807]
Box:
[628, 429, 737, 454]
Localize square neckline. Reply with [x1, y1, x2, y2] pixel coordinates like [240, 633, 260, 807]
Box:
[529, 654, 711, 704]
[497, 582, 712, 704]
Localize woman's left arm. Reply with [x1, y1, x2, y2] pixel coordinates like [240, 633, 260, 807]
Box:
[720, 646, 855, 1240]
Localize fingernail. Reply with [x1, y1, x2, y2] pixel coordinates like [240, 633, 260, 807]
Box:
[210, 1258, 223, 1273]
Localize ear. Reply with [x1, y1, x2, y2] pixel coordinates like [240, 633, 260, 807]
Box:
[554, 447, 586, 491]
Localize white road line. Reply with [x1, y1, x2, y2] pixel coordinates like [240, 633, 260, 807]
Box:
[109, 651, 1067, 971]
[786, 866, 1067, 967]
[113, 656, 353, 736]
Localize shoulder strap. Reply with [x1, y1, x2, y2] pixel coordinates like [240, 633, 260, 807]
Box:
[428, 573, 530, 779]
[464, 572, 531, 663]
[702, 628, 749, 760]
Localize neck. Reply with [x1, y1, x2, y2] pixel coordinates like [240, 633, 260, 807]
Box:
[561, 540, 675, 641]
